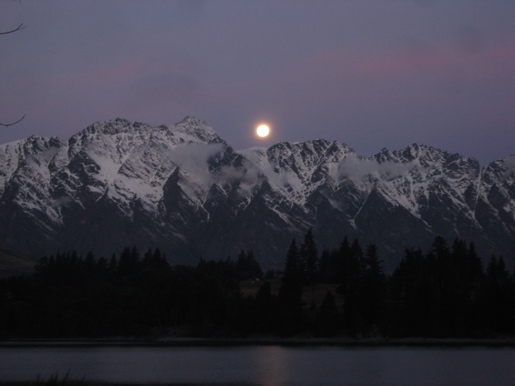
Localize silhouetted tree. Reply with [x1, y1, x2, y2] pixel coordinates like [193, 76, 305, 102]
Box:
[338, 238, 364, 333]
[300, 228, 318, 283]
[3, 235, 515, 339]
[277, 239, 304, 336]
[143, 248, 169, 271]
[482, 255, 515, 333]
[314, 291, 340, 337]
[280, 239, 303, 300]
[236, 250, 263, 280]
[117, 246, 141, 277]
[359, 244, 386, 332]
[389, 247, 438, 336]
[255, 281, 275, 332]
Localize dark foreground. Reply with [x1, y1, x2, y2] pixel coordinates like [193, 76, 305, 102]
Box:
[2, 337, 515, 348]
[2, 236, 515, 340]
[0, 383, 242, 386]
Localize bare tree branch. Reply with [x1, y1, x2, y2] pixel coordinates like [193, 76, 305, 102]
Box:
[0, 23, 25, 35]
[1, 21, 26, 128]
[0, 114, 25, 127]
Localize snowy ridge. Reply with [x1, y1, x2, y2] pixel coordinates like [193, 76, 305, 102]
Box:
[0, 117, 514, 269]
[239, 139, 356, 206]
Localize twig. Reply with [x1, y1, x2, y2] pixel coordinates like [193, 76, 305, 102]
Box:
[0, 114, 25, 127]
[0, 23, 25, 35]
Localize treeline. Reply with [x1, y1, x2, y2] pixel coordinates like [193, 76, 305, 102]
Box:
[0, 234, 514, 339]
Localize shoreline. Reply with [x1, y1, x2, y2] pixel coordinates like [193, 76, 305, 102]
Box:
[2, 337, 515, 348]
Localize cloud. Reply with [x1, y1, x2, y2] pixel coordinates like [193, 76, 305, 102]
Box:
[217, 164, 263, 197]
[336, 155, 412, 182]
[503, 155, 515, 179]
[169, 143, 224, 176]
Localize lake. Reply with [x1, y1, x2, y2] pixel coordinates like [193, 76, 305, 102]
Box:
[1, 343, 514, 385]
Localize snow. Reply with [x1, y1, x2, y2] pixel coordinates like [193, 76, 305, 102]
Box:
[1, 116, 514, 258]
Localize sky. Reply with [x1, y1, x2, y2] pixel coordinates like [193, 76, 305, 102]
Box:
[1, 0, 514, 165]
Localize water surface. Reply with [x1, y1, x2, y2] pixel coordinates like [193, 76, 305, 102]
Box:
[1, 345, 514, 385]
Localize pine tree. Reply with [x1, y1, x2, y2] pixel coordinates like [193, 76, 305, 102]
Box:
[117, 246, 141, 277]
[314, 291, 340, 337]
[143, 248, 169, 271]
[236, 250, 263, 280]
[280, 239, 303, 300]
[254, 281, 275, 332]
[277, 239, 304, 336]
[335, 236, 351, 279]
[108, 254, 118, 277]
[84, 251, 96, 276]
[483, 255, 514, 332]
[359, 244, 386, 332]
[300, 228, 318, 284]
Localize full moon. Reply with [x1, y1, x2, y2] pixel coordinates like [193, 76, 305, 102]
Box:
[256, 124, 270, 137]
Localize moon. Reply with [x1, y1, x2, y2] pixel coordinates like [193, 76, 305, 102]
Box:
[256, 124, 270, 138]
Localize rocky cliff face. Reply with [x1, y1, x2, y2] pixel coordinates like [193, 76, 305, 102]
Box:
[1, 117, 514, 270]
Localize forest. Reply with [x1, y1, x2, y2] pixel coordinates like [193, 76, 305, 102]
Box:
[0, 232, 514, 339]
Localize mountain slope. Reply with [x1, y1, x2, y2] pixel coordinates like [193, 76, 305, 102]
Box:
[1, 117, 514, 270]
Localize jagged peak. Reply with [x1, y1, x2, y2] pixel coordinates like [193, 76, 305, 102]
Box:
[325, 140, 356, 155]
[66, 117, 226, 162]
[177, 116, 208, 127]
[172, 116, 209, 134]
[0, 135, 65, 157]
[44, 117, 221, 147]
[401, 144, 476, 164]
[265, 138, 354, 166]
[491, 153, 515, 165]
[72, 118, 156, 138]
[269, 138, 330, 150]
[374, 143, 454, 165]
[372, 144, 482, 183]
[484, 153, 515, 178]
[399, 143, 441, 161]
[168, 116, 220, 143]
[373, 148, 395, 163]
[266, 138, 353, 157]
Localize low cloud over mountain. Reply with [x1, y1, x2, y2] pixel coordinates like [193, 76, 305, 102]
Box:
[1, 117, 514, 271]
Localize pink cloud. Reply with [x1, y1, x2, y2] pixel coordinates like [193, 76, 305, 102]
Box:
[90, 59, 144, 83]
[356, 44, 515, 82]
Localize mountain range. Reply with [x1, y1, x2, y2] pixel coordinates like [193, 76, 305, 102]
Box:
[1, 117, 514, 271]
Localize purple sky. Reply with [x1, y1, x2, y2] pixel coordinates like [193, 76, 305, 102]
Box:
[1, 0, 514, 164]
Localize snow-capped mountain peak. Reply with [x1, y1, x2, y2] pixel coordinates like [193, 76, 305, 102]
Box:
[0, 117, 514, 270]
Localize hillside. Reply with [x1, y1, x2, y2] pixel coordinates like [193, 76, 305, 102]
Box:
[0, 117, 514, 270]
